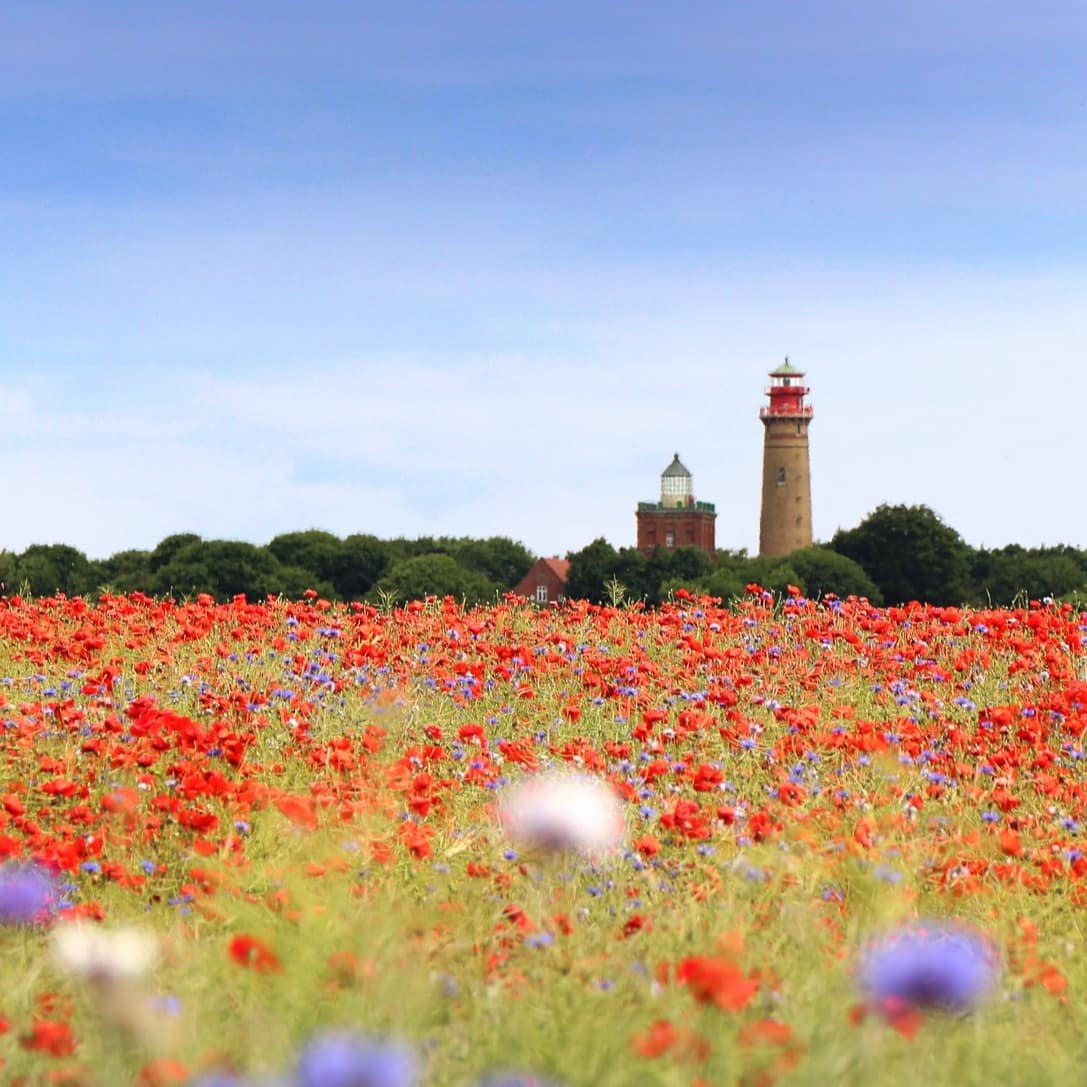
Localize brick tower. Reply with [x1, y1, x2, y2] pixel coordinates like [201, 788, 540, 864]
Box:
[636, 454, 716, 555]
[758, 359, 813, 556]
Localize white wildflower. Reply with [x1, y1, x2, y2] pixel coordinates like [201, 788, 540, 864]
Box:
[498, 771, 626, 858]
[52, 923, 159, 984]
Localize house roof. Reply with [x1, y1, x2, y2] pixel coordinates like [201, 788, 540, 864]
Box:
[540, 557, 570, 580]
[512, 557, 571, 599]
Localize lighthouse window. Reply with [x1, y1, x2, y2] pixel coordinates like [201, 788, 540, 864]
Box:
[777, 467, 786, 484]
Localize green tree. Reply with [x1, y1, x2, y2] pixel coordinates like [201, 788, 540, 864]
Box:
[970, 545, 1087, 604]
[327, 534, 391, 601]
[565, 538, 620, 603]
[153, 540, 295, 600]
[697, 567, 747, 602]
[17, 544, 96, 596]
[666, 547, 716, 584]
[448, 537, 536, 590]
[93, 550, 153, 593]
[149, 533, 202, 573]
[371, 553, 498, 606]
[272, 564, 337, 601]
[830, 504, 971, 605]
[787, 546, 883, 603]
[0, 550, 19, 593]
[742, 555, 803, 596]
[612, 548, 653, 602]
[267, 530, 343, 582]
[646, 547, 715, 602]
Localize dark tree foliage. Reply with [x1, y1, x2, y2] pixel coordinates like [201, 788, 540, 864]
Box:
[647, 546, 714, 594]
[0, 531, 529, 604]
[326, 534, 390, 601]
[371, 553, 498, 606]
[0, 550, 17, 592]
[737, 555, 802, 596]
[565, 538, 620, 603]
[970, 545, 1087, 604]
[695, 566, 747, 602]
[149, 533, 203, 572]
[11, 544, 96, 596]
[677, 550, 798, 601]
[379, 536, 534, 591]
[267, 530, 343, 581]
[787, 546, 883, 603]
[830, 504, 972, 605]
[152, 540, 334, 601]
[92, 550, 153, 593]
[5, 517, 1086, 608]
[613, 548, 653, 602]
[446, 537, 535, 589]
[565, 542, 713, 604]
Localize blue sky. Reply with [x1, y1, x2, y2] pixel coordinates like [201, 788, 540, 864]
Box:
[2, 1, 1085, 560]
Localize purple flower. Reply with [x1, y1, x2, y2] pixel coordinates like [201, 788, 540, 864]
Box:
[294, 1032, 417, 1087]
[0, 862, 58, 925]
[859, 919, 998, 1013]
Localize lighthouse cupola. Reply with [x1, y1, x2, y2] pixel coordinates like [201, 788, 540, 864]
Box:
[761, 358, 812, 420]
[660, 453, 693, 509]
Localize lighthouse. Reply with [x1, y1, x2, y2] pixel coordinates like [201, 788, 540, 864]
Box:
[636, 454, 716, 555]
[758, 359, 813, 557]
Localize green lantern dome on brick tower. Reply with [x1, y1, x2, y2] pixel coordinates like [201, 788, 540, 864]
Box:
[660, 453, 693, 509]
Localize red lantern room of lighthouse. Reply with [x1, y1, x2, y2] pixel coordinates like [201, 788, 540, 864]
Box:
[761, 360, 812, 419]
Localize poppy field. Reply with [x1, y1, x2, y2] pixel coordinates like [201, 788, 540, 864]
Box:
[1, 587, 1087, 1086]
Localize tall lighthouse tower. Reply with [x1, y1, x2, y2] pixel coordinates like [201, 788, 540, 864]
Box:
[758, 359, 813, 557]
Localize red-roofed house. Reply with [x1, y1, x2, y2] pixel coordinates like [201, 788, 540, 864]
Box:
[514, 557, 570, 605]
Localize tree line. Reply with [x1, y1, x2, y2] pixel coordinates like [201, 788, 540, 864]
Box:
[1, 505, 1085, 606]
[567, 504, 1087, 607]
[0, 532, 536, 606]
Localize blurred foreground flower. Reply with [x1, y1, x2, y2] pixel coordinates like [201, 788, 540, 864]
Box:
[498, 771, 626, 858]
[0, 862, 58, 925]
[52, 922, 173, 1048]
[475, 1076, 562, 1087]
[189, 1074, 286, 1087]
[294, 1031, 418, 1087]
[859, 919, 998, 1016]
[52, 922, 159, 984]
[473, 1073, 560, 1082]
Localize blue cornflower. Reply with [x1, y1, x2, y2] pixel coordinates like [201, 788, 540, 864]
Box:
[859, 919, 998, 1013]
[294, 1032, 417, 1087]
[0, 862, 58, 925]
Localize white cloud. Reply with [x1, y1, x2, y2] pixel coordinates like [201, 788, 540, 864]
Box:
[1, 261, 1085, 559]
